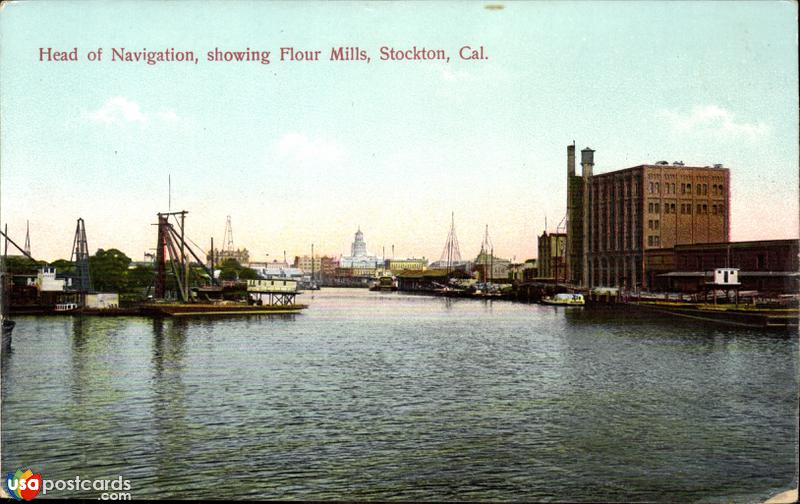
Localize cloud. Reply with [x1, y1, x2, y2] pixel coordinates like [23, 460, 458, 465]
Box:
[155, 109, 179, 123]
[85, 97, 181, 126]
[274, 133, 345, 164]
[659, 105, 769, 140]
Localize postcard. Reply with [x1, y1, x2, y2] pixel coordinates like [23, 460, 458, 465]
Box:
[1, 1, 797, 502]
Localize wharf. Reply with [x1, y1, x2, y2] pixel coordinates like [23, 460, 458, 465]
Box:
[630, 301, 798, 329]
[10, 303, 308, 318]
[139, 303, 307, 317]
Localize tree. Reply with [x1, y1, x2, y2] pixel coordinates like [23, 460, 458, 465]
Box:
[219, 258, 241, 281]
[50, 259, 76, 276]
[238, 267, 259, 280]
[88, 248, 131, 292]
[1, 256, 45, 274]
[127, 264, 154, 291]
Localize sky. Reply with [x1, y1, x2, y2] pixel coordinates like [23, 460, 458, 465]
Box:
[1, 1, 797, 263]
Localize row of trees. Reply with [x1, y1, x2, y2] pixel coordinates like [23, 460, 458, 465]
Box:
[4, 250, 260, 296]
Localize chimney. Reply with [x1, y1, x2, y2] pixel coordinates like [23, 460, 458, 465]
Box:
[567, 143, 575, 176]
[581, 147, 595, 178]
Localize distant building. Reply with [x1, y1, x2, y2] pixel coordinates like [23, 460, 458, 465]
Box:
[385, 258, 428, 273]
[207, 247, 250, 266]
[428, 259, 472, 271]
[248, 260, 303, 281]
[565, 143, 730, 288]
[538, 231, 566, 281]
[293, 255, 322, 275]
[339, 228, 383, 269]
[473, 251, 511, 282]
[320, 256, 339, 280]
[508, 259, 537, 282]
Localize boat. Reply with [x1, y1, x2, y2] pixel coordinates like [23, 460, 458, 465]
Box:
[140, 302, 307, 317]
[369, 276, 397, 291]
[542, 293, 585, 306]
[631, 300, 798, 329]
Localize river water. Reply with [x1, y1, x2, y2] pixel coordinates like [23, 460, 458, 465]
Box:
[1, 288, 797, 501]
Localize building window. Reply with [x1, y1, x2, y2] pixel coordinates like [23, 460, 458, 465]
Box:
[655, 203, 660, 213]
[654, 220, 660, 230]
[712, 204, 717, 215]
[654, 236, 660, 247]
[655, 182, 660, 193]
[702, 204, 707, 214]
[670, 203, 676, 213]
[648, 236, 653, 246]
[686, 183, 691, 194]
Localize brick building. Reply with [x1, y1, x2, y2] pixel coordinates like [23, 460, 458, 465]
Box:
[647, 239, 799, 293]
[537, 231, 566, 281]
[566, 144, 730, 288]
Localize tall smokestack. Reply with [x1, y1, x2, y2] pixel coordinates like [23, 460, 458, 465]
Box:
[581, 147, 595, 178]
[567, 143, 575, 176]
[580, 147, 594, 287]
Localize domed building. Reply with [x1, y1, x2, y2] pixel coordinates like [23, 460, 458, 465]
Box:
[339, 227, 383, 270]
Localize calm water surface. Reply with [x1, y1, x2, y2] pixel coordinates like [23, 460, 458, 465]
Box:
[2, 288, 797, 501]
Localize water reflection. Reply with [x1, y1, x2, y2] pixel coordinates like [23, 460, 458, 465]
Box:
[0, 291, 796, 502]
[150, 318, 189, 495]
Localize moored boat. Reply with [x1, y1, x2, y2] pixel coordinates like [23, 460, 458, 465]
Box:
[140, 302, 308, 317]
[369, 276, 397, 291]
[542, 293, 585, 306]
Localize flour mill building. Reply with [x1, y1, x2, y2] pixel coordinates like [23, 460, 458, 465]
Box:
[565, 143, 731, 289]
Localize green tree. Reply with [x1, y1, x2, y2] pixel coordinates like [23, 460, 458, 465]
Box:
[2, 256, 45, 274]
[88, 248, 131, 292]
[127, 264, 154, 291]
[50, 259, 76, 276]
[238, 267, 259, 280]
[219, 258, 241, 281]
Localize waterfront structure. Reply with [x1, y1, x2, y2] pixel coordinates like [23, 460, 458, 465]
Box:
[9, 267, 123, 313]
[473, 251, 511, 282]
[538, 232, 566, 281]
[507, 259, 537, 282]
[248, 260, 303, 281]
[565, 144, 730, 288]
[646, 239, 799, 293]
[385, 258, 428, 273]
[429, 259, 472, 271]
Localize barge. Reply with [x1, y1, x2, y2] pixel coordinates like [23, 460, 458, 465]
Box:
[631, 301, 798, 329]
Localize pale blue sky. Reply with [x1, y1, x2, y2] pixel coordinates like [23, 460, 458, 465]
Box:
[1, 1, 797, 262]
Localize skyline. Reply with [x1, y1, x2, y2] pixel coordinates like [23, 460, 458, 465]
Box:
[1, 1, 798, 262]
